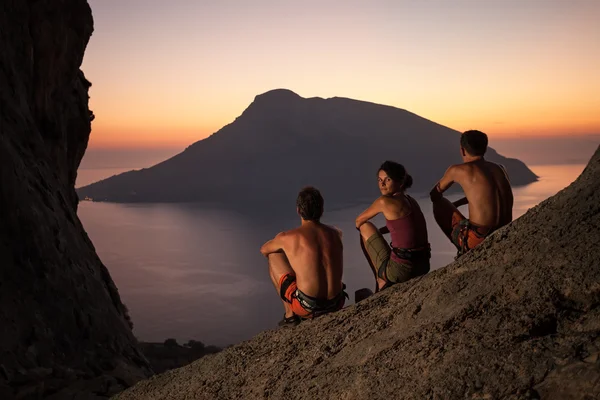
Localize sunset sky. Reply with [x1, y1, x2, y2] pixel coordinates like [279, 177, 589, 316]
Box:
[83, 0, 600, 149]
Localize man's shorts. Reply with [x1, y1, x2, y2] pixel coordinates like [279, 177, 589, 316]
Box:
[278, 274, 345, 318]
[276, 274, 315, 318]
[365, 232, 426, 284]
[450, 212, 493, 254]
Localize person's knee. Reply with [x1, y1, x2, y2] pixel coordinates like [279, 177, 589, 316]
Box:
[359, 221, 377, 237]
[358, 222, 369, 233]
[432, 196, 449, 211]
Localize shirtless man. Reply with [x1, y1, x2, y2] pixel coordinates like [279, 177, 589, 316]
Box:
[260, 186, 346, 326]
[430, 130, 513, 257]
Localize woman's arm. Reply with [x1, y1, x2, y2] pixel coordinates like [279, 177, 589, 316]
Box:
[355, 197, 384, 229]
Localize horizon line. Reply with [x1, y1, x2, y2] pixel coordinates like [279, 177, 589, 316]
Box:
[86, 132, 600, 151]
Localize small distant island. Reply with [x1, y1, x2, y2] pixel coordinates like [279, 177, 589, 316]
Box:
[77, 89, 537, 207]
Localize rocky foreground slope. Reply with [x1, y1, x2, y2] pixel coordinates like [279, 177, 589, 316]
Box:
[0, 1, 151, 399]
[116, 148, 600, 399]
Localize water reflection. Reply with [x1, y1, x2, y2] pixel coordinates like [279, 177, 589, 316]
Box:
[77, 164, 585, 346]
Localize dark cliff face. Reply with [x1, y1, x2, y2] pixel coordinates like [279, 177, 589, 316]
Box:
[115, 147, 600, 400]
[76, 89, 537, 207]
[0, 1, 151, 398]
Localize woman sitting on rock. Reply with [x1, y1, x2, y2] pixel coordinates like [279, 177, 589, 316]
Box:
[355, 161, 430, 292]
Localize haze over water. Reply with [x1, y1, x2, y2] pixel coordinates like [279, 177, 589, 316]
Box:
[76, 142, 595, 347]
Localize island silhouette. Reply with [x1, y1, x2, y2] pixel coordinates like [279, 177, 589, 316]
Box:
[77, 89, 537, 209]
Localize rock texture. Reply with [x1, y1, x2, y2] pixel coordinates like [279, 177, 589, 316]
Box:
[0, 1, 151, 398]
[77, 89, 536, 207]
[139, 341, 221, 374]
[115, 147, 600, 400]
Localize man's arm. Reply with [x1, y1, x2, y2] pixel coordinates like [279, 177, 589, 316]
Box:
[260, 232, 285, 257]
[355, 197, 385, 229]
[430, 166, 457, 201]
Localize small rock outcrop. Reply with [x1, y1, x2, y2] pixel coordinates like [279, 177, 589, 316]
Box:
[115, 147, 600, 399]
[0, 1, 151, 399]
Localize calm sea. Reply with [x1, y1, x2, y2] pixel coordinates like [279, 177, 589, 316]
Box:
[76, 163, 586, 347]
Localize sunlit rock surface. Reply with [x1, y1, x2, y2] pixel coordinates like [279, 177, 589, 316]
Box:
[115, 148, 599, 399]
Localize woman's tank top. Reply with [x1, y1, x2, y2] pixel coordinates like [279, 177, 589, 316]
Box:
[385, 195, 429, 264]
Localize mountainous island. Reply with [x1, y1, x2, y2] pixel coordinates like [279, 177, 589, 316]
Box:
[77, 90, 537, 208]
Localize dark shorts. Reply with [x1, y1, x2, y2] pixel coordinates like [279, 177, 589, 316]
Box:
[365, 232, 429, 285]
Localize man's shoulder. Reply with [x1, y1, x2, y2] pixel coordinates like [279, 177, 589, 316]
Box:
[279, 227, 302, 237]
[274, 228, 298, 243]
[489, 160, 508, 173]
[449, 162, 472, 178]
[323, 223, 343, 237]
[483, 160, 510, 178]
[447, 162, 470, 172]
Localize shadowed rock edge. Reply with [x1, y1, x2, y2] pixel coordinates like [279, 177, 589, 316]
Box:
[0, 1, 151, 398]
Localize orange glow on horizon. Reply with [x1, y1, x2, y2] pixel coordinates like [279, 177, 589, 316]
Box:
[83, 0, 600, 149]
[87, 92, 600, 149]
[87, 121, 600, 150]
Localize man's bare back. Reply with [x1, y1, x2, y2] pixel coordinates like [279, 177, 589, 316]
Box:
[261, 186, 346, 324]
[277, 222, 343, 300]
[453, 160, 513, 228]
[430, 130, 514, 256]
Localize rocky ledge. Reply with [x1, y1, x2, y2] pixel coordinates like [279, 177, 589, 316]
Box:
[115, 147, 600, 400]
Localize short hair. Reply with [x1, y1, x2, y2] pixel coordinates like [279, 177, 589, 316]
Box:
[296, 186, 324, 221]
[461, 130, 488, 156]
[378, 161, 413, 189]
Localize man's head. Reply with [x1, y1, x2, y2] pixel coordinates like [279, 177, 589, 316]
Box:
[460, 130, 488, 158]
[296, 186, 324, 222]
